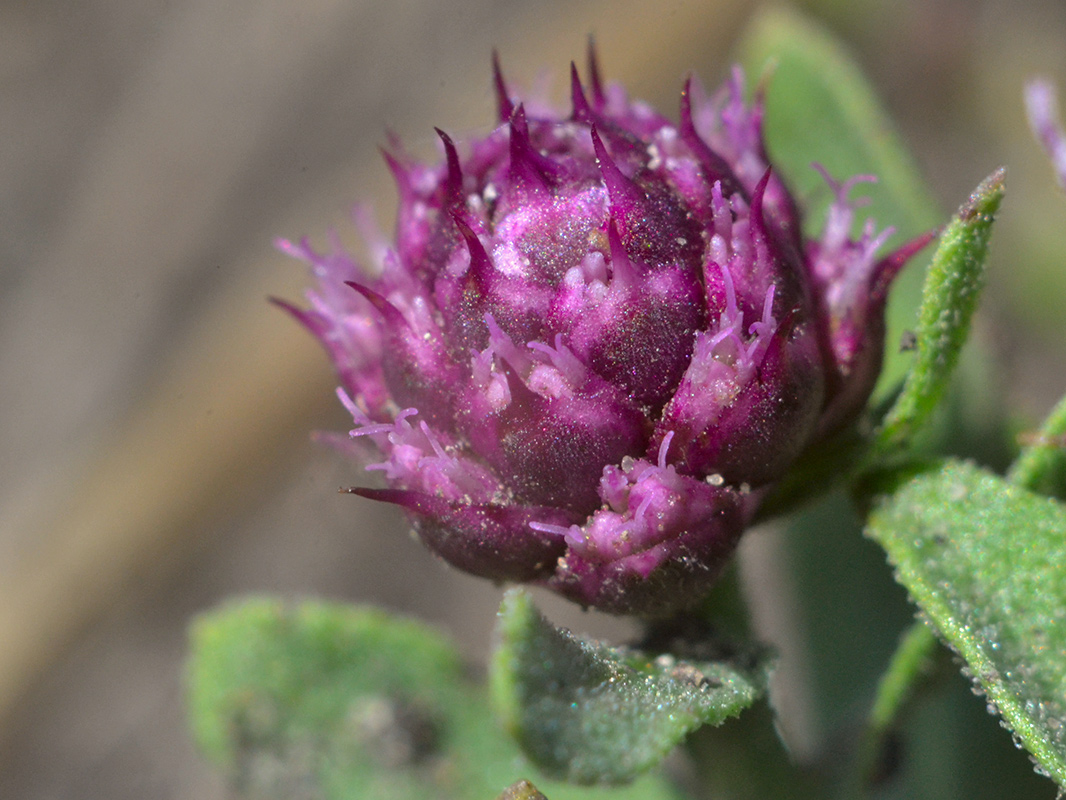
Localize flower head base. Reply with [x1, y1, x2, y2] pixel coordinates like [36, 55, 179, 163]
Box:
[279, 52, 930, 615]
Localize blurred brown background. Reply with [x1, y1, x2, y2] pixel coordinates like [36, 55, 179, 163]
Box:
[2, 1, 1065, 797]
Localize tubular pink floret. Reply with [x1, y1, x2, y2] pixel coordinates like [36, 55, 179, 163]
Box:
[350, 405, 418, 440]
[470, 344, 512, 412]
[529, 519, 585, 551]
[811, 164, 877, 254]
[419, 420, 450, 461]
[719, 259, 740, 322]
[335, 387, 363, 421]
[719, 66, 758, 154]
[657, 430, 675, 470]
[527, 335, 587, 387]
[808, 164, 897, 306]
[484, 313, 530, 374]
[349, 204, 391, 270]
[748, 284, 777, 341]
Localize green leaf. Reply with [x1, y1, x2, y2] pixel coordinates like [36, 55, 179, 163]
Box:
[866, 460, 1066, 789]
[736, 7, 940, 401]
[491, 590, 769, 786]
[186, 597, 683, 800]
[873, 169, 1005, 458]
[1008, 391, 1066, 499]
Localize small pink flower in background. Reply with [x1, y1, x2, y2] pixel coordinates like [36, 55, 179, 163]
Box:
[1026, 78, 1066, 191]
[278, 52, 931, 615]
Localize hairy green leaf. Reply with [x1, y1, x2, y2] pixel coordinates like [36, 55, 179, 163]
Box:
[491, 590, 769, 785]
[186, 597, 682, 800]
[874, 170, 1004, 457]
[866, 460, 1066, 788]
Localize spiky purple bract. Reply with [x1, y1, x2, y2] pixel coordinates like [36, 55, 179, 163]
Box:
[279, 52, 930, 615]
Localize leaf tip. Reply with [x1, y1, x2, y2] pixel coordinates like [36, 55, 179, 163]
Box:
[959, 167, 1006, 221]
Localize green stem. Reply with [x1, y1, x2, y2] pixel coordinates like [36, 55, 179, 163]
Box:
[850, 621, 939, 795]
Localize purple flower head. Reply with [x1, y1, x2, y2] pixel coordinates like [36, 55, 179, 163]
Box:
[278, 52, 930, 615]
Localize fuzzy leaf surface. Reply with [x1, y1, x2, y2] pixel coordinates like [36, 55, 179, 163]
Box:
[866, 460, 1066, 789]
[874, 169, 1004, 456]
[491, 590, 769, 785]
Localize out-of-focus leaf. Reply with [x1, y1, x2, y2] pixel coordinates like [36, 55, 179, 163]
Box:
[873, 169, 1004, 457]
[737, 6, 941, 400]
[491, 590, 769, 786]
[186, 597, 683, 800]
[866, 460, 1066, 789]
[1008, 392, 1066, 499]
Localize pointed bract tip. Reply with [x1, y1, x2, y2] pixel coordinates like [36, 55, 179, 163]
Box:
[586, 36, 605, 105]
[343, 485, 438, 514]
[749, 167, 773, 224]
[452, 214, 495, 289]
[508, 104, 564, 190]
[570, 62, 593, 122]
[678, 77, 746, 200]
[870, 229, 938, 303]
[269, 296, 316, 330]
[492, 50, 515, 123]
[383, 128, 405, 154]
[380, 145, 429, 207]
[435, 127, 464, 202]
[590, 125, 643, 207]
[679, 75, 695, 125]
[343, 280, 408, 328]
[379, 146, 410, 189]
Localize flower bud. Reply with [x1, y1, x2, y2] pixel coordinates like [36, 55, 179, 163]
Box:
[278, 53, 930, 615]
